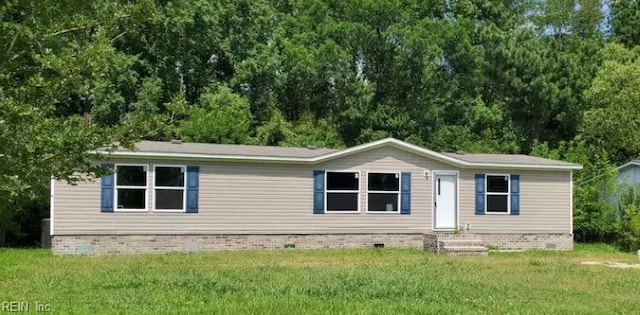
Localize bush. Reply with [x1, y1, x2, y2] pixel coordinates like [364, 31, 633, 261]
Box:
[615, 188, 640, 251]
[573, 183, 619, 243]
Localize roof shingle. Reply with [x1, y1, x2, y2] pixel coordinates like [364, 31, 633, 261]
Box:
[442, 152, 580, 168]
[119, 141, 338, 158]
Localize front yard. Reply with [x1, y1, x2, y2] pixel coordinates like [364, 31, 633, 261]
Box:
[1, 244, 639, 314]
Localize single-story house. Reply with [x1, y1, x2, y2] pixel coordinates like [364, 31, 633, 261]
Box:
[50, 138, 582, 255]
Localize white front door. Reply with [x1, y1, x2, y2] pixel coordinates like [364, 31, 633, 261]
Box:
[434, 173, 457, 230]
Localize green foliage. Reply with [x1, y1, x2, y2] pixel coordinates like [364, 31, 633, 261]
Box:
[1, 0, 639, 247]
[616, 188, 640, 251]
[118, 87, 191, 141]
[530, 140, 563, 161]
[283, 114, 345, 148]
[611, 0, 640, 47]
[535, 0, 603, 36]
[0, 0, 152, 243]
[0, 98, 123, 243]
[253, 108, 295, 146]
[252, 109, 345, 148]
[180, 85, 253, 144]
[582, 43, 640, 164]
[573, 179, 619, 243]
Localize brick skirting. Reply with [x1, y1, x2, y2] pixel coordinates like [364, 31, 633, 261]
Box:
[435, 233, 573, 251]
[51, 233, 573, 255]
[52, 234, 426, 255]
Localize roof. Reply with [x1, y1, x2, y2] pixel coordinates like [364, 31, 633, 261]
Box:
[94, 138, 582, 171]
[443, 153, 579, 168]
[617, 160, 640, 170]
[579, 159, 639, 185]
[121, 141, 338, 158]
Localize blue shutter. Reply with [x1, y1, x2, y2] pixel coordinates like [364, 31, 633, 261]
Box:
[186, 166, 199, 213]
[100, 164, 114, 212]
[400, 172, 411, 215]
[510, 174, 520, 215]
[475, 174, 485, 215]
[313, 170, 325, 214]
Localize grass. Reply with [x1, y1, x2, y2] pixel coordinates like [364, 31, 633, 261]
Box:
[1, 244, 639, 314]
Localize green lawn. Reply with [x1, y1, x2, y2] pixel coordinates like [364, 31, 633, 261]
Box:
[1, 244, 639, 314]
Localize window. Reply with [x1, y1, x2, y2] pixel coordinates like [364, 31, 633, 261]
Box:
[115, 165, 147, 210]
[154, 166, 186, 211]
[367, 173, 400, 212]
[486, 175, 509, 213]
[326, 172, 359, 212]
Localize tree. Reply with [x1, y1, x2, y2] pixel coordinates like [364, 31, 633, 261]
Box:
[611, 0, 640, 47]
[180, 85, 253, 144]
[252, 108, 295, 146]
[281, 113, 345, 148]
[0, 98, 121, 243]
[0, 0, 149, 244]
[0, 0, 631, 246]
[581, 43, 640, 164]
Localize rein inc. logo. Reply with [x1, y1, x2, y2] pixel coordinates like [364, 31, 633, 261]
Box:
[2, 301, 51, 312]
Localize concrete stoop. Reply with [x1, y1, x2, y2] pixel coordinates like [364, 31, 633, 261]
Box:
[437, 236, 489, 256]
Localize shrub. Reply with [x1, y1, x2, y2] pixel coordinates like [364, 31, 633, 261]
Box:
[615, 188, 640, 251]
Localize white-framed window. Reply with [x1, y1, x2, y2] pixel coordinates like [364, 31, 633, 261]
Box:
[485, 174, 510, 213]
[115, 164, 148, 211]
[325, 171, 360, 212]
[153, 165, 187, 211]
[367, 172, 400, 212]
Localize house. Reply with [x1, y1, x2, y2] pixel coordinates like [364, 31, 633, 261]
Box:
[50, 138, 582, 255]
[614, 160, 640, 190]
[607, 160, 640, 207]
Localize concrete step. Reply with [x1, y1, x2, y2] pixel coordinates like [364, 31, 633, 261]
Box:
[437, 237, 489, 256]
[443, 250, 489, 256]
[441, 245, 488, 252]
[438, 239, 485, 247]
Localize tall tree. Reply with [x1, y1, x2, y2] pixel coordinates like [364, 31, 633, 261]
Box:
[611, 0, 640, 47]
[581, 43, 640, 164]
[0, 0, 149, 243]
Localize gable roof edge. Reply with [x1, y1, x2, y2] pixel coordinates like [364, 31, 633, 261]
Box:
[92, 137, 582, 170]
[311, 138, 581, 170]
[618, 161, 640, 170]
[309, 138, 465, 166]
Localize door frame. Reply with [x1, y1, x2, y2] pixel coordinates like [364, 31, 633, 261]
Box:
[431, 170, 459, 231]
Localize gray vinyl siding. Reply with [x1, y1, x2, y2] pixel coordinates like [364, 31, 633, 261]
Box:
[615, 165, 640, 188]
[458, 170, 571, 233]
[52, 146, 572, 235]
[610, 165, 640, 207]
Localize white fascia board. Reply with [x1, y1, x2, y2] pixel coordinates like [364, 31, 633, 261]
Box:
[317, 138, 582, 170]
[90, 137, 583, 170]
[309, 138, 467, 166]
[316, 138, 581, 170]
[462, 163, 583, 171]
